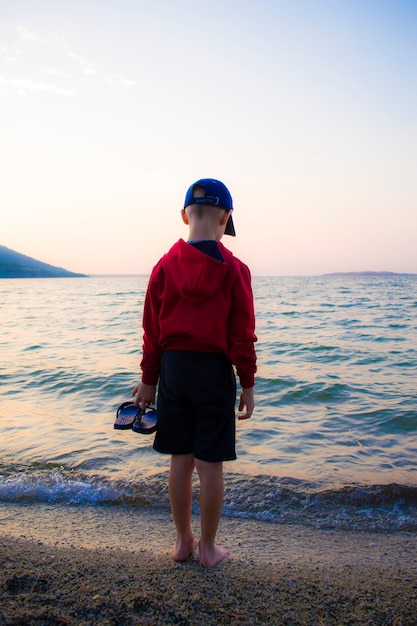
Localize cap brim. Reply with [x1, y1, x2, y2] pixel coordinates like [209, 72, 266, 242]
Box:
[225, 214, 236, 236]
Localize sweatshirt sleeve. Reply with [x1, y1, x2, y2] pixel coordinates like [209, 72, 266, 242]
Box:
[140, 265, 163, 385]
[227, 262, 257, 388]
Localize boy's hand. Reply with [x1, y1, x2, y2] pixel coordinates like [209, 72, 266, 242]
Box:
[131, 382, 156, 412]
[238, 387, 254, 420]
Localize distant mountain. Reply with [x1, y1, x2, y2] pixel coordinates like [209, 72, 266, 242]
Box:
[324, 271, 417, 278]
[0, 245, 88, 278]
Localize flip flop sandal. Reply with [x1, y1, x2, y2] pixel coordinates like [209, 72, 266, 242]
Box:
[132, 407, 158, 434]
[114, 401, 138, 430]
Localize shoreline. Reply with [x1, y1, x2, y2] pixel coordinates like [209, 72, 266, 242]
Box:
[1, 503, 417, 624]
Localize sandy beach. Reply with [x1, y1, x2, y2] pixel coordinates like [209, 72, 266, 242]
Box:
[1, 503, 417, 625]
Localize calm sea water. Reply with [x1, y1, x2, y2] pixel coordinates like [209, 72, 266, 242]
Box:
[1, 275, 417, 531]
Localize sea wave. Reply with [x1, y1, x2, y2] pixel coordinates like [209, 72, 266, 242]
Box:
[1, 462, 416, 533]
[2, 275, 417, 497]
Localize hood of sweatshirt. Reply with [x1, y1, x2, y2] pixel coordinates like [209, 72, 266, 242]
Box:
[161, 239, 234, 304]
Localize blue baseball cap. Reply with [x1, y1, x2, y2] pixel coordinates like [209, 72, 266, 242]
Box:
[184, 178, 236, 236]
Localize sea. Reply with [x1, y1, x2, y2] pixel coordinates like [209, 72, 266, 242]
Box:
[1, 274, 417, 533]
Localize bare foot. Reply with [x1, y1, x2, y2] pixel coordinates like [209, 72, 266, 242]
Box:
[198, 542, 229, 568]
[173, 535, 197, 562]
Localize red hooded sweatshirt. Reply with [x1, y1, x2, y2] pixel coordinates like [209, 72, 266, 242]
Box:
[140, 239, 257, 388]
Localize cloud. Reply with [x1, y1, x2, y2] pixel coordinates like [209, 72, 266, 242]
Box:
[103, 75, 138, 87]
[65, 50, 96, 76]
[42, 67, 72, 78]
[16, 24, 98, 77]
[0, 76, 74, 97]
[16, 25, 61, 45]
[8, 24, 137, 93]
[0, 43, 23, 62]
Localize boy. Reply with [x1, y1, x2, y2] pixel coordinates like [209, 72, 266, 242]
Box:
[132, 178, 257, 567]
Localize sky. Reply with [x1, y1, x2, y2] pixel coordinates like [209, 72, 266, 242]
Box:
[1, 0, 416, 276]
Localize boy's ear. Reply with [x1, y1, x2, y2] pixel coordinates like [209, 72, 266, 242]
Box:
[220, 210, 230, 226]
[181, 209, 189, 225]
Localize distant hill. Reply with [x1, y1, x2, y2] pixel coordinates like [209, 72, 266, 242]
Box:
[324, 271, 417, 278]
[0, 245, 88, 278]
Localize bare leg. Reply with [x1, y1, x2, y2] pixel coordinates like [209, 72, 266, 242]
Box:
[169, 454, 196, 561]
[195, 459, 229, 567]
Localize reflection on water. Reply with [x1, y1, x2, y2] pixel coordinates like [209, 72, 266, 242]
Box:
[1, 275, 417, 487]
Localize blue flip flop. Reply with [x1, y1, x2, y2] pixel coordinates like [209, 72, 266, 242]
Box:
[132, 407, 158, 434]
[114, 401, 158, 434]
[114, 401, 137, 430]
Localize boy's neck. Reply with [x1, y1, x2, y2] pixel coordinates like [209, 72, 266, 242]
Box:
[188, 223, 219, 241]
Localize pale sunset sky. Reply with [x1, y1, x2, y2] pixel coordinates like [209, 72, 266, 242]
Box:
[1, 0, 416, 276]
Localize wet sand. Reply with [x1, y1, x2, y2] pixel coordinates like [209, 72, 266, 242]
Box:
[1, 503, 417, 625]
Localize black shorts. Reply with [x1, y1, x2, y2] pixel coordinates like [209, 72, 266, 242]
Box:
[153, 350, 237, 462]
